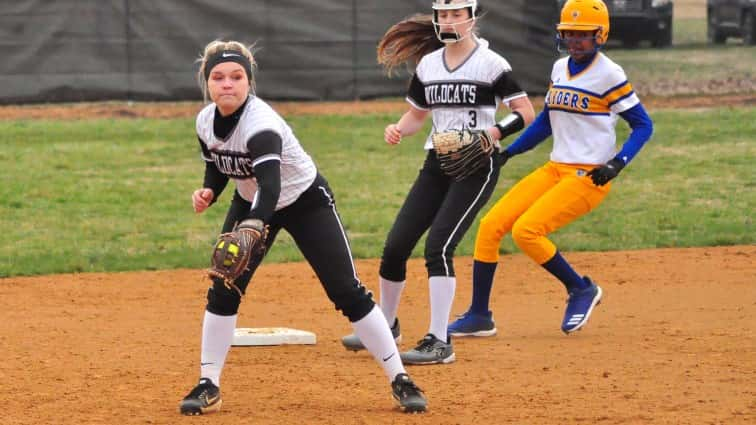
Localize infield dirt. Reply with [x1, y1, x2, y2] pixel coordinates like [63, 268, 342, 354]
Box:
[2, 245, 754, 424]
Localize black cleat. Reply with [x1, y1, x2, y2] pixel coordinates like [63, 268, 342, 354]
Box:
[391, 373, 427, 413]
[179, 378, 222, 415]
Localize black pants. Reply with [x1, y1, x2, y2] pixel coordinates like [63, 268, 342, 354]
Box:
[206, 173, 374, 322]
[380, 150, 501, 280]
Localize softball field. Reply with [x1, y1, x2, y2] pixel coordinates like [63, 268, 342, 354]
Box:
[2, 246, 754, 424]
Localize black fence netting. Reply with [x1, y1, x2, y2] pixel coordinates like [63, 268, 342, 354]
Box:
[0, 0, 557, 104]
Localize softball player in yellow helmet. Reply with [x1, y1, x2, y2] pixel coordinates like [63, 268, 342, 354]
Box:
[448, 0, 654, 336]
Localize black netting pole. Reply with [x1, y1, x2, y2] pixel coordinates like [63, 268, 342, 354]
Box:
[351, 0, 358, 99]
[124, 0, 132, 100]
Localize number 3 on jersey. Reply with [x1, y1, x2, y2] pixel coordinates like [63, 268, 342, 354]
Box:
[468, 110, 477, 127]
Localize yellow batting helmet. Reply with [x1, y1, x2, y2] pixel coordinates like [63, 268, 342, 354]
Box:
[557, 0, 610, 45]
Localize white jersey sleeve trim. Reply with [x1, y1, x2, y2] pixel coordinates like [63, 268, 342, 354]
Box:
[406, 96, 430, 111]
[500, 91, 528, 106]
[246, 128, 281, 142]
[609, 92, 640, 114]
[252, 154, 281, 167]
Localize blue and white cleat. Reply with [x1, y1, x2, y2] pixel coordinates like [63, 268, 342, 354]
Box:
[447, 310, 497, 337]
[562, 277, 603, 334]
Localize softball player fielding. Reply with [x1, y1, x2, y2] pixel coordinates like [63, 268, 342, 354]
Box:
[179, 40, 426, 415]
[448, 0, 654, 337]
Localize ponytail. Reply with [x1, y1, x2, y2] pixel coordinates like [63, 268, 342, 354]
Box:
[376, 14, 442, 76]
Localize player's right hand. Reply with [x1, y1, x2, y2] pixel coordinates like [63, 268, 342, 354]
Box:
[385, 124, 402, 145]
[192, 188, 214, 213]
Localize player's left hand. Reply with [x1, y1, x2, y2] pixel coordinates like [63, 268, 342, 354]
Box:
[587, 158, 625, 186]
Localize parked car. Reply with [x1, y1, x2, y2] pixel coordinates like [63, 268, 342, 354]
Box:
[555, 0, 674, 47]
[707, 0, 756, 45]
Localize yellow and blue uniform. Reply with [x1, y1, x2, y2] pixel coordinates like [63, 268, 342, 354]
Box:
[476, 52, 649, 264]
[451, 50, 653, 334]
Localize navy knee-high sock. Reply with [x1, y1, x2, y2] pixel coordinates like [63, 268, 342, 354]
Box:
[470, 260, 497, 314]
[541, 251, 588, 292]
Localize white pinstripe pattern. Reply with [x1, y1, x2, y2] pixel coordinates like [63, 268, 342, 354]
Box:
[196, 96, 316, 210]
[440, 156, 495, 276]
[413, 37, 526, 150]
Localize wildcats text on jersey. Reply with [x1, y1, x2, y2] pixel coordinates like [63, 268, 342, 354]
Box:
[210, 150, 254, 178]
[424, 82, 478, 106]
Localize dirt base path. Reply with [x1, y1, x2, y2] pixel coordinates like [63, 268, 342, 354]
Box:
[1, 245, 754, 425]
[0, 93, 754, 121]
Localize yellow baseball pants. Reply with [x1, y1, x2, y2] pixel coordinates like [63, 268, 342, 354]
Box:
[474, 161, 611, 265]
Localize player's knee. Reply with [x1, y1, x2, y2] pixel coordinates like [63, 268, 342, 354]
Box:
[330, 283, 376, 322]
[424, 246, 454, 277]
[379, 254, 407, 282]
[511, 220, 535, 248]
[205, 280, 242, 316]
[478, 215, 507, 241]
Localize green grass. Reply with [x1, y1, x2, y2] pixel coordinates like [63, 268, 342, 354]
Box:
[674, 17, 707, 46]
[1, 108, 754, 277]
[609, 44, 755, 90]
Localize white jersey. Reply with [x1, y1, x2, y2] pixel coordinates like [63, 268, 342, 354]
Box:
[196, 96, 317, 209]
[406, 37, 527, 150]
[546, 52, 640, 165]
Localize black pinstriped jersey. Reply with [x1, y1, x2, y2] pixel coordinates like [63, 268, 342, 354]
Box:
[406, 37, 527, 149]
[196, 95, 316, 210]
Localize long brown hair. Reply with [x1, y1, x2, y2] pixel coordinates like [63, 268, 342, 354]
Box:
[376, 14, 442, 76]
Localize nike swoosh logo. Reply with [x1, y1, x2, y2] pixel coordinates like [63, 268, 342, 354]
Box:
[382, 353, 395, 362]
[222, 52, 240, 58]
[201, 362, 213, 366]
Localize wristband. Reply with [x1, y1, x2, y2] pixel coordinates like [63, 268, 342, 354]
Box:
[494, 111, 524, 141]
[238, 218, 265, 233]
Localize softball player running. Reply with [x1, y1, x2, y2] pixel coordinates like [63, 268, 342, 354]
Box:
[341, 0, 534, 364]
[448, 0, 654, 336]
[179, 40, 426, 415]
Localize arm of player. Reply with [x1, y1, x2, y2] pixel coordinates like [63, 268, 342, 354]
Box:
[498, 106, 553, 165]
[588, 103, 654, 186]
[244, 131, 283, 223]
[615, 103, 654, 165]
[193, 136, 229, 213]
[385, 106, 429, 145]
[488, 96, 536, 141]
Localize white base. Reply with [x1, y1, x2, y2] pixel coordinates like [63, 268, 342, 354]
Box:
[232, 327, 316, 346]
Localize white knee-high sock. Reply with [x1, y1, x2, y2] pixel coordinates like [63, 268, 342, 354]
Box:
[379, 277, 405, 325]
[428, 276, 456, 343]
[200, 310, 237, 387]
[351, 306, 405, 382]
